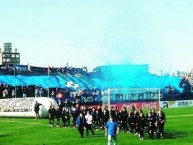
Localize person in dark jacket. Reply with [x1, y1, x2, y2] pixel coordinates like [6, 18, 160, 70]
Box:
[156, 108, 166, 138]
[55, 106, 61, 127]
[136, 110, 146, 140]
[76, 112, 85, 138]
[61, 107, 67, 127]
[48, 105, 56, 127]
[34, 101, 43, 120]
[101, 109, 109, 129]
[94, 109, 101, 130]
[146, 109, 154, 140]
[179, 75, 192, 100]
[74, 104, 81, 126]
[127, 109, 133, 133]
[120, 107, 128, 133]
[66, 108, 71, 128]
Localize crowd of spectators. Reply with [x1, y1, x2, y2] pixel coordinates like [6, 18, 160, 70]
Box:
[0, 84, 45, 98]
[0, 65, 88, 76]
[0, 83, 102, 106]
[1, 64, 193, 102]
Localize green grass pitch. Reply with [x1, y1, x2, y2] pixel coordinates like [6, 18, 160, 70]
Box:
[0, 107, 193, 145]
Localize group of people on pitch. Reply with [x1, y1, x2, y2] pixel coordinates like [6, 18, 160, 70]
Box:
[47, 104, 166, 141]
[126, 107, 166, 140]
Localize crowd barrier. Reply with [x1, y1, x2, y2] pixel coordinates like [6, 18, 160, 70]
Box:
[0, 97, 58, 118]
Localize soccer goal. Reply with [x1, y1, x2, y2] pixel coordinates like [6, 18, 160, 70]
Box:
[101, 88, 161, 110]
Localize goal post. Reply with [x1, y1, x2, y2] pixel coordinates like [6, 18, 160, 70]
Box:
[102, 88, 161, 110]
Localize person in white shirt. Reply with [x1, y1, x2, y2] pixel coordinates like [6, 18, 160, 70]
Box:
[85, 111, 94, 136]
[3, 88, 8, 98]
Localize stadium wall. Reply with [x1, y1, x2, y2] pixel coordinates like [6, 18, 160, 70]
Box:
[0, 97, 58, 118]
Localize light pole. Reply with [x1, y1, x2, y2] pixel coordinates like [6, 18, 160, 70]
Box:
[107, 67, 111, 114]
[14, 66, 17, 98]
[47, 66, 50, 98]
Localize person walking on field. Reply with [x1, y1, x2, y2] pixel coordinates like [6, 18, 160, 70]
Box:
[105, 116, 119, 145]
[85, 111, 95, 136]
[34, 101, 43, 120]
[76, 112, 85, 138]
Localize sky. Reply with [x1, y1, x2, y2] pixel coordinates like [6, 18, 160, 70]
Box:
[0, 0, 193, 75]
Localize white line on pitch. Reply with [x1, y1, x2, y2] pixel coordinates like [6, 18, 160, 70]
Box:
[0, 120, 49, 126]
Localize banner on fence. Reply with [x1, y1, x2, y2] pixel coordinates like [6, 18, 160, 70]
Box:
[80, 91, 159, 105]
[160, 100, 193, 108]
[0, 97, 57, 117]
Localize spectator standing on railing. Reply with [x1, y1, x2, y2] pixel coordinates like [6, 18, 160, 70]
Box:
[11, 89, 15, 98]
[34, 101, 43, 120]
[34, 87, 39, 97]
[179, 74, 192, 100]
[2, 88, 8, 98]
[22, 87, 27, 98]
[39, 88, 43, 97]
[50, 90, 55, 98]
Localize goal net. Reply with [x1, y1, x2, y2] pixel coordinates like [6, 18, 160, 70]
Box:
[102, 88, 160, 110]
